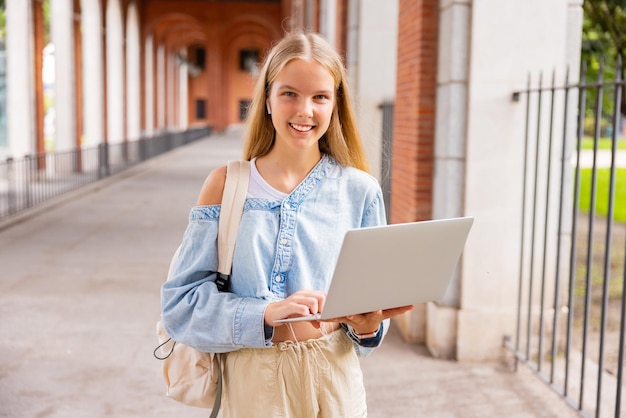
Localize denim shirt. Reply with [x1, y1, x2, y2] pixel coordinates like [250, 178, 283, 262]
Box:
[161, 155, 389, 356]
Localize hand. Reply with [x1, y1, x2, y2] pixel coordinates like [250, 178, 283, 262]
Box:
[264, 290, 327, 327]
[328, 305, 414, 335]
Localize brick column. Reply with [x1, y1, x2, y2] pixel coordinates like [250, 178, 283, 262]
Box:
[390, 0, 439, 224]
[391, 0, 439, 345]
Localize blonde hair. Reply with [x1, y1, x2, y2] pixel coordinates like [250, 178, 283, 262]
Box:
[242, 31, 370, 172]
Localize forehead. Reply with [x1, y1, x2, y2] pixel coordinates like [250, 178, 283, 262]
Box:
[271, 58, 335, 92]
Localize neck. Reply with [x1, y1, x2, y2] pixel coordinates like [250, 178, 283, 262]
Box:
[256, 149, 322, 194]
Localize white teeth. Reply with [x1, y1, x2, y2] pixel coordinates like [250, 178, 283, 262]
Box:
[290, 123, 313, 132]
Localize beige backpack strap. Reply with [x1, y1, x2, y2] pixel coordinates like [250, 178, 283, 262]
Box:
[216, 161, 251, 288]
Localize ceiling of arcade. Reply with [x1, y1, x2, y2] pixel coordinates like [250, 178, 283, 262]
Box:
[136, 0, 285, 54]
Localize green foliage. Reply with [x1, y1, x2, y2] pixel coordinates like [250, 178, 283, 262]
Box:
[43, 0, 50, 44]
[579, 168, 626, 222]
[0, 3, 4, 41]
[581, 137, 626, 149]
[582, 0, 626, 121]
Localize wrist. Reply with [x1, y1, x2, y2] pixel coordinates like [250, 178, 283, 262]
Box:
[351, 324, 380, 339]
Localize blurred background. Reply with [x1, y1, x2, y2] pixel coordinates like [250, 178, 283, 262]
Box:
[0, 1, 624, 417]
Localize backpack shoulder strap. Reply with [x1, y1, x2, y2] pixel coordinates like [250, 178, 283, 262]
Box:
[216, 161, 251, 286]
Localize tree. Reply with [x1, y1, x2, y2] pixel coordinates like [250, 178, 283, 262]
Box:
[0, 2, 4, 41]
[582, 0, 626, 118]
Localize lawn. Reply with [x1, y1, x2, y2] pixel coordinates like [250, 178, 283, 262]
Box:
[579, 168, 626, 222]
[581, 137, 626, 150]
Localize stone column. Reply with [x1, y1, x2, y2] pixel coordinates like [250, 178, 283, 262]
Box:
[106, 0, 124, 146]
[6, 0, 35, 157]
[125, 3, 141, 141]
[50, 0, 76, 152]
[167, 51, 176, 130]
[80, 0, 104, 148]
[144, 34, 155, 137]
[421, 0, 471, 359]
[178, 49, 189, 131]
[319, 0, 336, 48]
[156, 43, 166, 131]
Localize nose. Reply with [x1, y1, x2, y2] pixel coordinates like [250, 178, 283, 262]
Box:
[297, 99, 313, 118]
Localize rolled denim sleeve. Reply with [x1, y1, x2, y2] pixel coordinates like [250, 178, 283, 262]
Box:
[341, 319, 390, 357]
[160, 206, 272, 353]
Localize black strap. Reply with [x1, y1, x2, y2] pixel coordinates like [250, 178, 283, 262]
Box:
[153, 337, 175, 360]
[209, 354, 223, 418]
[215, 272, 231, 292]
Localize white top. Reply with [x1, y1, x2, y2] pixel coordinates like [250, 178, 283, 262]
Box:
[247, 158, 288, 201]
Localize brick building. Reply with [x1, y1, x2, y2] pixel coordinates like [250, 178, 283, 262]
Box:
[2, 0, 583, 361]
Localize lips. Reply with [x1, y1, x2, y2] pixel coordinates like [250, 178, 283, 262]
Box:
[289, 123, 314, 132]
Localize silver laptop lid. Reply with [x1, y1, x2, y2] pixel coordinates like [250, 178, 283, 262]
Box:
[276, 216, 474, 323]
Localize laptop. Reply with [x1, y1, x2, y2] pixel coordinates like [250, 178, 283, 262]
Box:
[275, 216, 474, 323]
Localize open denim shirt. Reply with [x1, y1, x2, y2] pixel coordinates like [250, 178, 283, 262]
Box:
[161, 155, 389, 356]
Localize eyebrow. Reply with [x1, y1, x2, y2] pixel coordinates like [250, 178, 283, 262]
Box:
[278, 84, 334, 96]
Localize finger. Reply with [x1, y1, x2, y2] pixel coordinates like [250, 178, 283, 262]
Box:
[381, 305, 414, 319]
[291, 292, 326, 314]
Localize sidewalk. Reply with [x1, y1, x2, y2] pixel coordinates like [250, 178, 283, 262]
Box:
[0, 131, 579, 418]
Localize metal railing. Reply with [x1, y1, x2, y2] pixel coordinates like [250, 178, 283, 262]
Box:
[0, 126, 211, 222]
[380, 101, 394, 222]
[504, 57, 625, 418]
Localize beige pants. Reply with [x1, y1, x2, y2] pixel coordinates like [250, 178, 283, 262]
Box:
[221, 329, 367, 418]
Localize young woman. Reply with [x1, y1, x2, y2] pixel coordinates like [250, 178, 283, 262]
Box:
[161, 31, 413, 417]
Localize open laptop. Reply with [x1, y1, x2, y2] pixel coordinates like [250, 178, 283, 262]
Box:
[275, 216, 474, 323]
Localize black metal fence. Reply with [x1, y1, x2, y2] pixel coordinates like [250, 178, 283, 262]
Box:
[0, 126, 211, 222]
[504, 58, 625, 418]
[380, 101, 394, 222]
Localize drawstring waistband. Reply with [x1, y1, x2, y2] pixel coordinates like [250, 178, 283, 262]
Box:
[274, 328, 345, 372]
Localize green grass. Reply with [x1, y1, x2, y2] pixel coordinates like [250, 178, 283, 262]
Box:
[579, 168, 626, 222]
[581, 137, 626, 150]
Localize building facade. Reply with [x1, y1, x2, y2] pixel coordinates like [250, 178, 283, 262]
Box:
[2, 0, 583, 361]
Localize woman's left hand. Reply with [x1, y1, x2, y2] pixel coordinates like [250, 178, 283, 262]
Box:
[327, 305, 414, 335]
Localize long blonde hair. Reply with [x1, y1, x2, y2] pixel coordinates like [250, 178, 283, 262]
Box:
[242, 31, 370, 172]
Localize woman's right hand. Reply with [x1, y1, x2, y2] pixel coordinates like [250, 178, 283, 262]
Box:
[264, 290, 326, 327]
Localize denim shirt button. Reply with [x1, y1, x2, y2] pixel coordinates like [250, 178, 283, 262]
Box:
[274, 275, 283, 283]
[281, 238, 288, 245]
[283, 203, 291, 210]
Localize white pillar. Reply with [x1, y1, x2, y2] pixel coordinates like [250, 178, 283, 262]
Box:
[125, 3, 141, 141]
[5, 0, 35, 157]
[304, 0, 314, 31]
[167, 51, 176, 130]
[80, 0, 104, 148]
[156, 43, 166, 130]
[433, 0, 471, 283]
[422, 0, 472, 359]
[144, 34, 155, 136]
[50, 0, 76, 152]
[346, 0, 360, 98]
[106, 0, 124, 144]
[178, 49, 189, 131]
[319, 0, 337, 48]
[352, 0, 398, 183]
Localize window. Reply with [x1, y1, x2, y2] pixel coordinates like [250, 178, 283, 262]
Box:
[195, 48, 206, 69]
[239, 49, 259, 74]
[239, 100, 251, 121]
[196, 99, 207, 119]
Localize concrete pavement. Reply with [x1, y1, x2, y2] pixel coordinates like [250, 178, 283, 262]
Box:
[0, 130, 580, 417]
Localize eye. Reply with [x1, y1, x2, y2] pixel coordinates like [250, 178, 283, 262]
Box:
[314, 94, 329, 101]
[283, 91, 296, 97]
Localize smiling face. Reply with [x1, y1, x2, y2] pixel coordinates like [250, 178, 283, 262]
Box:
[266, 58, 336, 155]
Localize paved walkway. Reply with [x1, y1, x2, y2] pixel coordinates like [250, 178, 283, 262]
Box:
[576, 149, 626, 168]
[0, 131, 580, 418]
